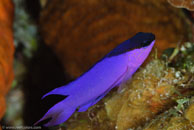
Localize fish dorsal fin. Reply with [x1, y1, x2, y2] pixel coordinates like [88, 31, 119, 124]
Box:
[41, 82, 76, 99]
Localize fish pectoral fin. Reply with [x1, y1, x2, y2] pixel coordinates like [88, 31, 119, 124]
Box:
[117, 76, 132, 93]
[117, 67, 133, 93]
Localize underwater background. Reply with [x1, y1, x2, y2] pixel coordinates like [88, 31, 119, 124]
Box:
[0, 0, 194, 130]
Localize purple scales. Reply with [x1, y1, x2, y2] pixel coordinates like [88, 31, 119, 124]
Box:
[35, 32, 155, 126]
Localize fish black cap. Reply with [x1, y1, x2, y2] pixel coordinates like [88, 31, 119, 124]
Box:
[130, 32, 155, 47]
[107, 32, 155, 57]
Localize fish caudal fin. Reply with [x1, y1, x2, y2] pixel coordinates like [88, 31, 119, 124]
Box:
[34, 97, 76, 127]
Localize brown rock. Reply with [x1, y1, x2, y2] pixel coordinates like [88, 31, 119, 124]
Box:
[0, 0, 14, 119]
[39, 0, 190, 77]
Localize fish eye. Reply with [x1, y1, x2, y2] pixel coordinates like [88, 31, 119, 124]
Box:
[141, 40, 152, 47]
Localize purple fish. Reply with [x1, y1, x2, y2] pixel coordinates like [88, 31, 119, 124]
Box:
[35, 32, 155, 126]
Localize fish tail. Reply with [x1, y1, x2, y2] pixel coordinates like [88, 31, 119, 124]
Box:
[34, 97, 76, 127]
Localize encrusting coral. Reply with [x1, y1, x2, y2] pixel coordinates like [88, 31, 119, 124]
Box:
[106, 59, 185, 130]
[167, 0, 194, 11]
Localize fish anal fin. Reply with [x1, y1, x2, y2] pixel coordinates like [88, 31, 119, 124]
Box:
[78, 66, 131, 112]
[78, 100, 94, 112]
[78, 87, 113, 112]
